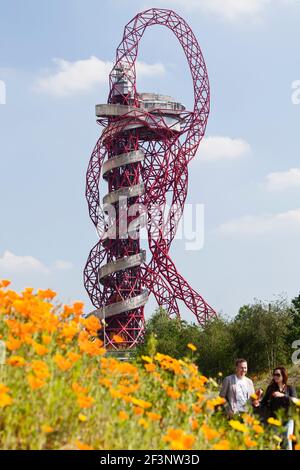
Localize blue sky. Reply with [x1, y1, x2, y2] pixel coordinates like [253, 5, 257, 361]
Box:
[1, 0, 300, 321]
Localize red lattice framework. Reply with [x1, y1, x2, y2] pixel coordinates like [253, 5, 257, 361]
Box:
[84, 8, 217, 349]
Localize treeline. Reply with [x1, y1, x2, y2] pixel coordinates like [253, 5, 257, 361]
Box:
[137, 294, 300, 377]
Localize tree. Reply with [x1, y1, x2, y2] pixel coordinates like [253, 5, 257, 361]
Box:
[286, 294, 300, 347]
[232, 299, 292, 373]
[196, 317, 235, 378]
[137, 307, 202, 359]
[138, 296, 295, 377]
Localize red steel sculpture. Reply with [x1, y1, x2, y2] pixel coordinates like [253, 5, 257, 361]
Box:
[84, 8, 217, 349]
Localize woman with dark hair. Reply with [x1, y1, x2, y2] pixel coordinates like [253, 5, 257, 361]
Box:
[260, 367, 297, 450]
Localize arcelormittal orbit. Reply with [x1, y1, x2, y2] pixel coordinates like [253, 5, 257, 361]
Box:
[84, 8, 217, 349]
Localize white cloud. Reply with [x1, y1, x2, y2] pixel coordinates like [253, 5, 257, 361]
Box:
[215, 208, 300, 237]
[265, 168, 300, 191]
[34, 56, 165, 96]
[0, 250, 50, 275]
[156, 0, 297, 22]
[0, 250, 73, 275]
[198, 136, 251, 161]
[52, 260, 74, 270]
[136, 61, 165, 77]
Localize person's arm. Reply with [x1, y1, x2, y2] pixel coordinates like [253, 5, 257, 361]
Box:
[248, 380, 261, 408]
[249, 379, 255, 397]
[288, 386, 297, 398]
[220, 377, 234, 418]
[260, 386, 271, 408]
[273, 386, 297, 401]
[220, 377, 229, 399]
[282, 385, 297, 405]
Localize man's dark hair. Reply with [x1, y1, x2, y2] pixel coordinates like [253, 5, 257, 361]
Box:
[235, 358, 247, 367]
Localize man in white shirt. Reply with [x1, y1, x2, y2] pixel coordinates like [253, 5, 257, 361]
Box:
[220, 358, 255, 417]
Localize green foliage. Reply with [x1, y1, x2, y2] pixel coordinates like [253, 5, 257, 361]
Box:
[140, 295, 298, 377]
[232, 298, 292, 373]
[145, 332, 158, 357]
[137, 307, 201, 359]
[196, 317, 235, 378]
[286, 294, 300, 350]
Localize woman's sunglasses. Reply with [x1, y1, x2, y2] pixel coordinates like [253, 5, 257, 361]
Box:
[273, 373, 281, 377]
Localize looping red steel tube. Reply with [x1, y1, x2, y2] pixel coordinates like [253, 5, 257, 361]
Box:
[84, 8, 217, 349]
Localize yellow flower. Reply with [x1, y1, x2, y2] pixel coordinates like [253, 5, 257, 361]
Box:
[32, 342, 49, 356]
[242, 413, 255, 425]
[288, 434, 297, 442]
[201, 423, 219, 441]
[144, 363, 156, 372]
[54, 354, 73, 371]
[60, 321, 78, 342]
[165, 386, 181, 400]
[229, 420, 248, 433]
[0, 384, 10, 394]
[244, 436, 257, 448]
[187, 343, 197, 352]
[252, 423, 264, 434]
[67, 351, 81, 363]
[0, 394, 13, 408]
[75, 440, 94, 451]
[190, 419, 199, 431]
[37, 289, 57, 300]
[119, 410, 129, 421]
[206, 396, 226, 410]
[213, 439, 230, 450]
[7, 355, 26, 367]
[41, 425, 54, 434]
[27, 374, 46, 390]
[80, 315, 101, 336]
[42, 334, 52, 345]
[146, 411, 162, 421]
[72, 382, 88, 395]
[77, 395, 95, 409]
[133, 406, 144, 416]
[6, 336, 22, 351]
[163, 429, 195, 450]
[78, 414, 88, 422]
[0, 280, 11, 288]
[30, 360, 50, 379]
[267, 417, 282, 427]
[141, 355, 153, 363]
[130, 397, 152, 409]
[78, 332, 105, 357]
[99, 377, 112, 388]
[112, 334, 124, 344]
[138, 418, 149, 429]
[0, 385, 13, 408]
[176, 403, 188, 413]
[192, 403, 203, 414]
[73, 301, 84, 316]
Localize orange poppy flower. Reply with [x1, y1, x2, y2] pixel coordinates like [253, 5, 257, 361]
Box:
[7, 355, 26, 367]
[27, 374, 46, 390]
[54, 354, 73, 371]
